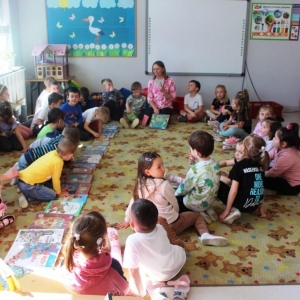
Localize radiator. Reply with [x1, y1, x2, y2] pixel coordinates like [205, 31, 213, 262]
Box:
[0, 67, 26, 105]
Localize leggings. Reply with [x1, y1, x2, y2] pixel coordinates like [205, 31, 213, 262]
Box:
[264, 176, 300, 195]
[218, 121, 249, 138]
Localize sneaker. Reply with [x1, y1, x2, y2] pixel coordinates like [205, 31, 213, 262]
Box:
[213, 128, 220, 134]
[208, 120, 219, 128]
[200, 233, 228, 247]
[200, 212, 213, 224]
[18, 193, 29, 209]
[223, 136, 241, 145]
[212, 135, 223, 142]
[120, 118, 129, 129]
[206, 208, 219, 221]
[178, 115, 187, 122]
[222, 144, 236, 150]
[223, 208, 241, 224]
[131, 118, 139, 129]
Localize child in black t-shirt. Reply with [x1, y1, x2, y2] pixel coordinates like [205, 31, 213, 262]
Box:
[217, 135, 269, 224]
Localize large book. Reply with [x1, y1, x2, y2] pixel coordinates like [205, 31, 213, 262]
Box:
[76, 154, 102, 164]
[61, 183, 92, 195]
[70, 167, 94, 174]
[57, 194, 88, 205]
[73, 162, 97, 169]
[65, 173, 93, 184]
[149, 114, 170, 130]
[29, 213, 73, 230]
[44, 200, 84, 216]
[4, 229, 64, 268]
[84, 145, 107, 156]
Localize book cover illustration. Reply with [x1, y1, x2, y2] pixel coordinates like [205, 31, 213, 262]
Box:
[44, 200, 84, 216]
[84, 145, 107, 156]
[103, 124, 119, 132]
[102, 133, 115, 139]
[76, 154, 102, 164]
[70, 167, 94, 174]
[4, 229, 64, 268]
[73, 162, 97, 169]
[149, 114, 170, 130]
[102, 129, 118, 135]
[94, 135, 110, 141]
[57, 194, 88, 205]
[65, 173, 93, 184]
[61, 183, 92, 195]
[29, 213, 73, 230]
[92, 140, 109, 146]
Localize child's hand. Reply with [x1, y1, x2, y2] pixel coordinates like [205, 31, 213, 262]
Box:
[59, 190, 70, 197]
[126, 109, 131, 114]
[153, 107, 159, 114]
[93, 132, 100, 138]
[219, 209, 230, 222]
[186, 153, 195, 164]
[114, 221, 129, 229]
[21, 147, 28, 153]
[222, 124, 229, 130]
[221, 171, 228, 177]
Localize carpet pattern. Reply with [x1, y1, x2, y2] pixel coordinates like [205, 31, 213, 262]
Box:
[0, 117, 300, 286]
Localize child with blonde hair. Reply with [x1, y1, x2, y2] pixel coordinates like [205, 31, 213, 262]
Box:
[82, 106, 110, 137]
[61, 211, 129, 295]
[253, 105, 274, 136]
[206, 85, 230, 122]
[265, 123, 300, 196]
[217, 134, 269, 224]
[34, 76, 56, 112]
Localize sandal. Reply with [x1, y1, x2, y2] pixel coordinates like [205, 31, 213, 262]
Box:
[146, 280, 169, 300]
[0, 215, 15, 229]
[167, 275, 190, 300]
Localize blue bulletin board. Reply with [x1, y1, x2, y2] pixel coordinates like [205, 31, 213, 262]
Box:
[46, 0, 136, 57]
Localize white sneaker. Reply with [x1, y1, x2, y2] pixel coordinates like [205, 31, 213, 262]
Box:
[200, 212, 213, 224]
[200, 233, 228, 247]
[131, 118, 139, 129]
[18, 192, 29, 209]
[223, 208, 241, 224]
[120, 118, 129, 128]
[222, 144, 236, 150]
[206, 208, 219, 221]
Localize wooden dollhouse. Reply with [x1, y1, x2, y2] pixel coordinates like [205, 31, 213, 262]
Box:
[32, 44, 69, 80]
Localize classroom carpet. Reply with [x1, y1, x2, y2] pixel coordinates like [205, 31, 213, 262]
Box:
[0, 117, 300, 287]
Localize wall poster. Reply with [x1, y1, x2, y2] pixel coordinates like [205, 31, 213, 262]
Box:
[46, 0, 136, 57]
[250, 3, 292, 40]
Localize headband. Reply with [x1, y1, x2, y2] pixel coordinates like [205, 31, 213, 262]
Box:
[145, 158, 153, 162]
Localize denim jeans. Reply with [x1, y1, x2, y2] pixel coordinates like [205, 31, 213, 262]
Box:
[18, 180, 56, 201]
[219, 121, 249, 138]
[18, 155, 28, 171]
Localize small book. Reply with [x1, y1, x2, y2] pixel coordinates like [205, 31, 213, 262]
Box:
[104, 124, 119, 131]
[73, 162, 97, 169]
[61, 183, 92, 195]
[92, 140, 110, 146]
[29, 213, 73, 230]
[84, 145, 107, 156]
[102, 128, 119, 134]
[44, 200, 84, 216]
[77, 154, 102, 164]
[65, 173, 93, 184]
[58, 194, 88, 205]
[149, 114, 170, 130]
[70, 167, 94, 174]
[5, 229, 64, 268]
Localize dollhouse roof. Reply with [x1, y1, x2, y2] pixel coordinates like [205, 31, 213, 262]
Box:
[32, 44, 67, 56]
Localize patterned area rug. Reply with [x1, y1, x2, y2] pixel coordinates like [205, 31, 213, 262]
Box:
[0, 117, 300, 286]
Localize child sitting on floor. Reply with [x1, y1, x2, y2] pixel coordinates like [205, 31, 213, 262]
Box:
[120, 81, 146, 129]
[178, 80, 206, 123]
[61, 87, 89, 141]
[18, 138, 78, 208]
[252, 105, 274, 137]
[167, 131, 221, 224]
[34, 76, 56, 112]
[83, 106, 110, 138]
[37, 107, 65, 139]
[123, 199, 187, 297]
[101, 79, 124, 121]
[61, 211, 129, 296]
[259, 117, 282, 152]
[0, 101, 28, 152]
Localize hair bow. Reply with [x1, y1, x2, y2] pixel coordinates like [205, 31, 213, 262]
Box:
[74, 233, 80, 241]
[286, 124, 293, 130]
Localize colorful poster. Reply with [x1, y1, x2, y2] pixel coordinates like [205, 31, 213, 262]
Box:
[290, 4, 300, 40]
[46, 0, 136, 57]
[250, 3, 292, 40]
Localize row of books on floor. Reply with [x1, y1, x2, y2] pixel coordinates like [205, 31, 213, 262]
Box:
[3, 124, 120, 270]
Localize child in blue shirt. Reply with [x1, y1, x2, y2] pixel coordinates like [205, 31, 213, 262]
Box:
[60, 87, 89, 141]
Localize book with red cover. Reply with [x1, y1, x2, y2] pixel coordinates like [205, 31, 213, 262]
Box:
[61, 183, 92, 195]
[29, 213, 73, 230]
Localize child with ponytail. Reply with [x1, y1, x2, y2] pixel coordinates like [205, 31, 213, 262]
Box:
[61, 211, 129, 295]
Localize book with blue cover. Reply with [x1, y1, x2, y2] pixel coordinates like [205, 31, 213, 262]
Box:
[84, 145, 107, 156]
[149, 114, 170, 130]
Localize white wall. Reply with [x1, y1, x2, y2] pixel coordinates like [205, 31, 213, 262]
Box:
[15, 0, 300, 110]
